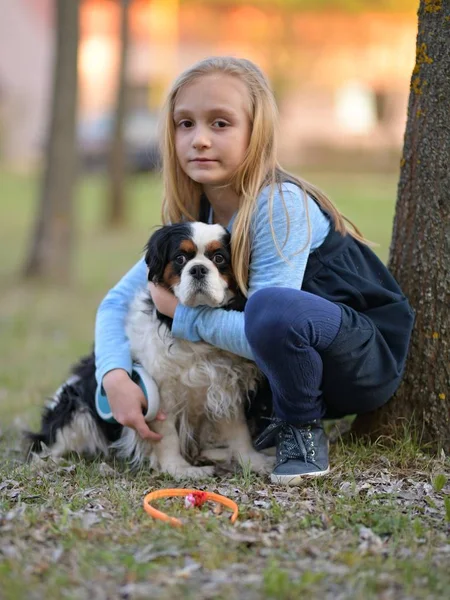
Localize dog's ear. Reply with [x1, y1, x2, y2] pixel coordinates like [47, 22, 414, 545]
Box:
[224, 291, 247, 312]
[222, 230, 232, 252]
[144, 226, 174, 283]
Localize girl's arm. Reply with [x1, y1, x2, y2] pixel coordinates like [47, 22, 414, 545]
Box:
[94, 258, 148, 386]
[171, 184, 329, 359]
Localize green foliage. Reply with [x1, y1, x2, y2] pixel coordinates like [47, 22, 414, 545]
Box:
[432, 473, 447, 492]
[263, 561, 292, 598]
[445, 497, 450, 522]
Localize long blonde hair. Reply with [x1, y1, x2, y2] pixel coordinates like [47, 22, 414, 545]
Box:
[160, 56, 365, 295]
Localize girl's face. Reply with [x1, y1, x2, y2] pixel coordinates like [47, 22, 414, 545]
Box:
[173, 74, 252, 189]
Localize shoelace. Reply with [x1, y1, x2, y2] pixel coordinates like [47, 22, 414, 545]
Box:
[256, 418, 317, 467]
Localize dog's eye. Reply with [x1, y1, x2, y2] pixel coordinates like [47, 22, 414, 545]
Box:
[213, 254, 225, 265]
[175, 255, 187, 266]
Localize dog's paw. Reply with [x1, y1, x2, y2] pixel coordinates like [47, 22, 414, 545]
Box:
[237, 451, 275, 474]
[163, 464, 215, 481]
[199, 447, 232, 463]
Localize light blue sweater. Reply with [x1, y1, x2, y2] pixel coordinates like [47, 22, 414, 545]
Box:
[94, 183, 330, 386]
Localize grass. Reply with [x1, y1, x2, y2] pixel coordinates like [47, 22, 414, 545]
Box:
[0, 168, 449, 599]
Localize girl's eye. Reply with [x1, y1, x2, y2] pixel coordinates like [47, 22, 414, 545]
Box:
[178, 120, 193, 128]
[213, 254, 225, 265]
[213, 120, 228, 128]
[175, 255, 187, 265]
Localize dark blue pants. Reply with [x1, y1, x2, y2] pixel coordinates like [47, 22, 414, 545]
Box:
[245, 287, 399, 425]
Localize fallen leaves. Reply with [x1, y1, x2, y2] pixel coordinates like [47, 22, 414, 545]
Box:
[358, 526, 384, 555]
[0, 425, 449, 599]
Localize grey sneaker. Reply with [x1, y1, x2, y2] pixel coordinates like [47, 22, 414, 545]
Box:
[254, 419, 329, 485]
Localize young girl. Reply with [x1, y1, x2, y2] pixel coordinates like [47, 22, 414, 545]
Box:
[96, 56, 414, 485]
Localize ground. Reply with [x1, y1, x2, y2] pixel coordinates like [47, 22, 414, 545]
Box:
[0, 169, 448, 599]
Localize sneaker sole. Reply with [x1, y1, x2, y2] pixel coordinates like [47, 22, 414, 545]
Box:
[270, 467, 330, 485]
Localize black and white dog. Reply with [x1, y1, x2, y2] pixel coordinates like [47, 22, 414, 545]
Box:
[27, 222, 272, 479]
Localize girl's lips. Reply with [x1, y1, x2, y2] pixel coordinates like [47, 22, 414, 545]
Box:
[191, 158, 216, 162]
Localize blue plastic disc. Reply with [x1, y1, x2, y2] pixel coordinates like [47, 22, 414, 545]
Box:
[95, 364, 160, 423]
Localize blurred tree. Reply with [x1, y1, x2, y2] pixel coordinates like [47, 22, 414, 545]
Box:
[107, 0, 131, 227]
[24, 0, 79, 282]
[352, 0, 449, 452]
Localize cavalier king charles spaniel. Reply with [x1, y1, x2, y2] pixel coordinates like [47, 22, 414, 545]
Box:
[26, 222, 272, 479]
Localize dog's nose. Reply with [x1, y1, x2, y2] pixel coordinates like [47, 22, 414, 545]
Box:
[189, 264, 208, 280]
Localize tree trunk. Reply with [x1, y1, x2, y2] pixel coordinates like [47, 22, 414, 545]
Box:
[352, 0, 450, 452]
[107, 0, 131, 227]
[24, 0, 79, 282]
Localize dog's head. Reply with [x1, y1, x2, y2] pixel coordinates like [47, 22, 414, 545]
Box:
[144, 222, 240, 308]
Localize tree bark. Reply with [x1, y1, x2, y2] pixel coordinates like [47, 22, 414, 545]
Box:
[107, 0, 131, 227]
[24, 0, 79, 282]
[352, 0, 450, 452]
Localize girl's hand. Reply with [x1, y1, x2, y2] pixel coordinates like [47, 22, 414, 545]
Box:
[149, 282, 179, 318]
[102, 369, 165, 441]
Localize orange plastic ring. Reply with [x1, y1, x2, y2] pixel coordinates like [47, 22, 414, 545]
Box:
[143, 488, 239, 527]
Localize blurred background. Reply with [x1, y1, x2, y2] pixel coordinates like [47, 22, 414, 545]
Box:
[1, 0, 416, 170]
[0, 0, 418, 424]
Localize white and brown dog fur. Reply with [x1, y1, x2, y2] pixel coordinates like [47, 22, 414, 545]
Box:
[27, 222, 273, 479]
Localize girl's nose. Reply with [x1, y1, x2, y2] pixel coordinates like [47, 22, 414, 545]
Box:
[192, 126, 211, 149]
